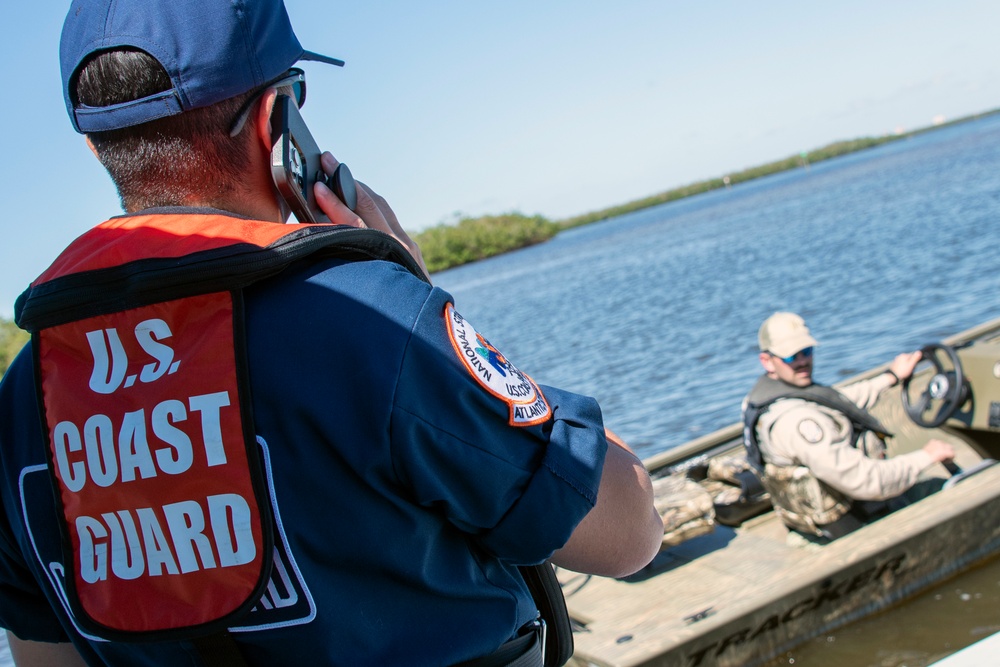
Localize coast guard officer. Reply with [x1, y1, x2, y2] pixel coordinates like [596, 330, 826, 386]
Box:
[0, 1, 662, 665]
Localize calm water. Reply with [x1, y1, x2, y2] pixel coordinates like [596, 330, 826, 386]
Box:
[435, 115, 1000, 666]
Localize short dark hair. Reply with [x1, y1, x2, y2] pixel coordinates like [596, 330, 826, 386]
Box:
[75, 49, 255, 212]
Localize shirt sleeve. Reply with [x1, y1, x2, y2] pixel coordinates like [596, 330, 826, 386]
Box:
[838, 373, 895, 410]
[772, 404, 934, 501]
[389, 289, 607, 564]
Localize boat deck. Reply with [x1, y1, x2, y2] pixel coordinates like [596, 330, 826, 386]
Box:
[562, 463, 1000, 667]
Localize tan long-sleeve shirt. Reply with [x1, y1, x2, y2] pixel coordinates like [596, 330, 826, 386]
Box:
[755, 372, 935, 501]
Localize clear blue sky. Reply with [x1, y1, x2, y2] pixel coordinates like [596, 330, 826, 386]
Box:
[2, 0, 999, 318]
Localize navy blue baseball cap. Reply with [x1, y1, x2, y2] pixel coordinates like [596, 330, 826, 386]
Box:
[61, 0, 344, 133]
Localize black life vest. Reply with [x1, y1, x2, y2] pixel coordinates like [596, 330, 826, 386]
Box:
[742, 374, 892, 473]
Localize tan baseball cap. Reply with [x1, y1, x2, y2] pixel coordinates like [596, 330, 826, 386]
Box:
[758, 312, 819, 358]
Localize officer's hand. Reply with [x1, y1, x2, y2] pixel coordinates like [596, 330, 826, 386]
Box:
[315, 152, 430, 282]
[922, 439, 955, 463]
[888, 351, 922, 383]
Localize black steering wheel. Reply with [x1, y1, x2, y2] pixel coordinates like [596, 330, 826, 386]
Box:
[901, 343, 968, 428]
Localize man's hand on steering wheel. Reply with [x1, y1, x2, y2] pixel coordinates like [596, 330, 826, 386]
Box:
[888, 350, 922, 384]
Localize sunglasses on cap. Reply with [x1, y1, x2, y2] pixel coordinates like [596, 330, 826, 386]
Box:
[772, 347, 814, 364]
[229, 68, 306, 137]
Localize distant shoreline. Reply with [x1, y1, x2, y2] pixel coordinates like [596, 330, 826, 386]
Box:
[416, 107, 1000, 273]
[556, 108, 1000, 229]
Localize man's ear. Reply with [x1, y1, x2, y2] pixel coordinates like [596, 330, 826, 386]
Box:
[251, 88, 293, 223]
[85, 136, 100, 159]
[254, 88, 279, 156]
[759, 352, 776, 374]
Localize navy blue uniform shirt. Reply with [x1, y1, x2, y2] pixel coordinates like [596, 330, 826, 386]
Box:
[0, 216, 607, 666]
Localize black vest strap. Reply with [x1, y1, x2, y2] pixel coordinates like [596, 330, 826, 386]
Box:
[16, 224, 428, 332]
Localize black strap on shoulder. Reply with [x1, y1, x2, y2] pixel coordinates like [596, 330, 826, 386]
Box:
[16, 225, 428, 332]
[745, 374, 892, 438]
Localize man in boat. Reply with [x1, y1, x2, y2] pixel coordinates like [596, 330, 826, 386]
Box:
[0, 1, 663, 665]
[742, 312, 955, 545]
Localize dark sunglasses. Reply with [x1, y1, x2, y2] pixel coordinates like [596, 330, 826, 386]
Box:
[773, 347, 814, 364]
[228, 68, 306, 137]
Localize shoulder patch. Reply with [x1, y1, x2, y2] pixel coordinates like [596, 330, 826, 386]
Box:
[797, 418, 825, 444]
[445, 303, 551, 426]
